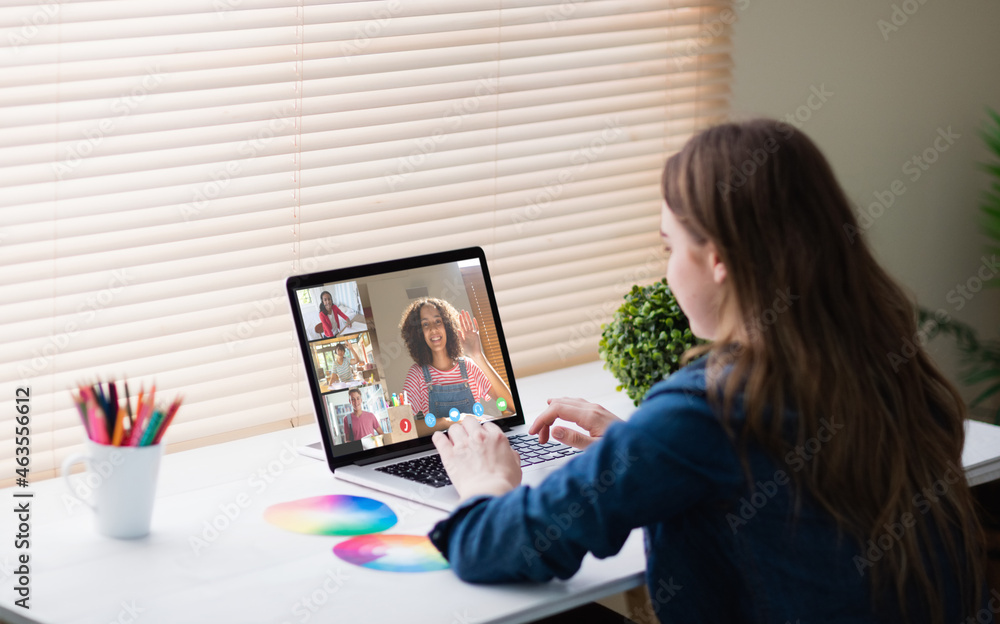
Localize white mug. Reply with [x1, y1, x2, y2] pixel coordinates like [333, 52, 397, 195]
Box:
[62, 440, 163, 539]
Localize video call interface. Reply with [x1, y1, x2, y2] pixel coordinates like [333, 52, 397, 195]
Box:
[294, 258, 517, 458]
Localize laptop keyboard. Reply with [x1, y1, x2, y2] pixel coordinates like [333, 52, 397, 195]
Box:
[374, 434, 581, 488]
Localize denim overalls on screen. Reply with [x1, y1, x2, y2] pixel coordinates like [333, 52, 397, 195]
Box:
[422, 358, 476, 417]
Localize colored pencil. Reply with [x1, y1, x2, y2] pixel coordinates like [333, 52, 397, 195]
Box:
[129, 399, 149, 447]
[111, 407, 126, 446]
[87, 403, 105, 444]
[107, 381, 118, 442]
[152, 398, 182, 445]
[124, 380, 134, 431]
[138, 410, 163, 447]
[73, 395, 90, 438]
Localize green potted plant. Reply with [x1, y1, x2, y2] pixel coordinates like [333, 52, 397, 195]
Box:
[598, 278, 699, 406]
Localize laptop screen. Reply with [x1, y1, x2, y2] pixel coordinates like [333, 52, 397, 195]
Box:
[286, 247, 522, 465]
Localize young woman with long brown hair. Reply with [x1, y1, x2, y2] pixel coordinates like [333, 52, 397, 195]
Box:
[427, 119, 987, 623]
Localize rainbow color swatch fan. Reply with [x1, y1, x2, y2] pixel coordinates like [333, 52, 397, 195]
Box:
[333, 534, 449, 573]
[264, 495, 397, 536]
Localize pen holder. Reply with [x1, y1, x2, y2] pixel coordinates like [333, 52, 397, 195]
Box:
[61, 440, 163, 539]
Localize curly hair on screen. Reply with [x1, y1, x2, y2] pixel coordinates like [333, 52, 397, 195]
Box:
[398, 298, 463, 367]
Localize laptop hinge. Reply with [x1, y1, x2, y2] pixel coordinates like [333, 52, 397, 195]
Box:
[354, 444, 433, 466]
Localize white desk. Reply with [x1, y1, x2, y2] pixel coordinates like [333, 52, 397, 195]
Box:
[3, 360, 999, 624]
[0, 361, 641, 624]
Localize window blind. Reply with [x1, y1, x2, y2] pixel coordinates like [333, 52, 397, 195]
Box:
[0, 0, 733, 483]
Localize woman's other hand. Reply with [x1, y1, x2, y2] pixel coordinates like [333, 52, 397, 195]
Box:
[432, 417, 521, 501]
[528, 398, 624, 449]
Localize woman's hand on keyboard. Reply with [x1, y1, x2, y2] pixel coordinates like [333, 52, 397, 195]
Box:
[528, 398, 624, 449]
[432, 417, 522, 501]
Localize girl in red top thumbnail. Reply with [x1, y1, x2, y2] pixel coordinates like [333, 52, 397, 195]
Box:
[319, 290, 351, 338]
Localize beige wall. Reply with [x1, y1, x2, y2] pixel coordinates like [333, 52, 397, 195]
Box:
[730, 0, 1000, 416]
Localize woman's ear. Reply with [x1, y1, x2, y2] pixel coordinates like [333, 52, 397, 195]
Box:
[708, 244, 727, 284]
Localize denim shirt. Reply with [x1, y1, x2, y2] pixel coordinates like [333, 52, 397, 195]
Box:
[428, 358, 975, 624]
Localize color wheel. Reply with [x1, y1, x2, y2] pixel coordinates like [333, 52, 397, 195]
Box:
[333, 534, 450, 572]
[264, 495, 397, 536]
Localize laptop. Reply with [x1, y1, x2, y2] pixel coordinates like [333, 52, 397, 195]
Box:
[285, 247, 581, 512]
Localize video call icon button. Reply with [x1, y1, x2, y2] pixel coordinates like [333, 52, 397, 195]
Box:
[496, 398, 507, 412]
[424, 413, 436, 428]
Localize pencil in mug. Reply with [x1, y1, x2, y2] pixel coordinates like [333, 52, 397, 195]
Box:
[125, 386, 145, 446]
[77, 387, 99, 443]
[111, 407, 126, 446]
[89, 382, 112, 442]
[130, 384, 163, 447]
[138, 410, 163, 447]
[107, 381, 118, 442]
[151, 397, 183, 445]
[72, 394, 90, 439]
[88, 402, 107, 445]
[124, 379, 134, 432]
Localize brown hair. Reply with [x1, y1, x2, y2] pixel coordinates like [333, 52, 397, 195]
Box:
[398, 298, 463, 366]
[662, 118, 984, 621]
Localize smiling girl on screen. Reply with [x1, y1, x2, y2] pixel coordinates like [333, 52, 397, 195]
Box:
[426, 119, 986, 624]
[399, 298, 514, 421]
[319, 290, 351, 338]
